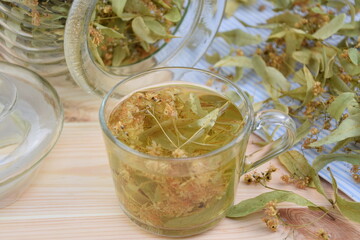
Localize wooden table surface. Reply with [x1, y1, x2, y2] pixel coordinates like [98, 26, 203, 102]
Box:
[0, 76, 359, 240]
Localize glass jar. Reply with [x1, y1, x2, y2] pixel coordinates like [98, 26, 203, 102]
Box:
[0, 0, 73, 77]
[64, 0, 225, 96]
[0, 61, 64, 208]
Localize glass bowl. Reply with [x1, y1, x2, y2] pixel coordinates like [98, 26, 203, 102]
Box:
[64, 0, 225, 96]
[0, 61, 64, 208]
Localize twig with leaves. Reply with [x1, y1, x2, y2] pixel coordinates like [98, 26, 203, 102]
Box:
[208, 0, 360, 233]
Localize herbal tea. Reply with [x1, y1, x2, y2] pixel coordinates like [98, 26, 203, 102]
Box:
[108, 84, 244, 157]
[106, 83, 245, 234]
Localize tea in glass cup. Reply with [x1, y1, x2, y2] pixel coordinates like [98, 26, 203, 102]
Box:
[100, 67, 295, 237]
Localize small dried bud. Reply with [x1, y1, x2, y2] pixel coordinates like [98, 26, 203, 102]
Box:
[323, 120, 331, 130]
[258, 5, 266, 12]
[243, 174, 253, 184]
[310, 128, 319, 135]
[352, 174, 360, 183]
[316, 229, 331, 240]
[103, 5, 112, 14]
[313, 82, 325, 96]
[341, 113, 349, 121]
[172, 148, 187, 158]
[236, 49, 244, 56]
[268, 165, 277, 173]
[263, 217, 279, 232]
[281, 175, 291, 183]
[264, 201, 278, 217]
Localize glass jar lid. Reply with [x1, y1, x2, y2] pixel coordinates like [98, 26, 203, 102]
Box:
[64, 0, 225, 97]
[0, 61, 63, 185]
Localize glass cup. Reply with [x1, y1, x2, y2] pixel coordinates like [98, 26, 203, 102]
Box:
[99, 67, 296, 237]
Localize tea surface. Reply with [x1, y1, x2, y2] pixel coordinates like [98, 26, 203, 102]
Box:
[108, 84, 244, 158]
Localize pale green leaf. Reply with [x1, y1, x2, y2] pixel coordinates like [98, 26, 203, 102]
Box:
[252, 55, 290, 99]
[119, 12, 138, 21]
[154, 0, 171, 9]
[205, 52, 221, 65]
[188, 93, 207, 116]
[112, 46, 128, 67]
[237, 18, 281, 29]
[292, 50, 312, 64]
[309, 52, 322, 77]
[217, 29, 262, 47]
[94, 23, 125, 39]
[110, 0, 127, 16]
[144, 19, 167, 37]
[312, 154, 360, 172]
[339, 22, 360, 37]
[266, 67, 291, 91]
[322, 46, 337, 79]
[348, 99, 360, 116]
[267, 11, 302, 27]
[273, 100, 288, 114]
[310, 114, 360, 147]
[294, 119, 311, 144]
[214, 56, 253, 69]
[140, 40, 150, 52]
[225, 0, 241, 18]
[164, 7, 181, 22]
[339, 55, 360, 76]
[331, 138, 355, 153]
[88, 40, 105, 67]
[302, 66, 315, 106]
[329, 169, 360, 223]
[268, 0, 293, 11]
[234, 67, 244, 82]
[326, 1, 347, 10]
[132, 16, 158, 43]
[312, 13, 346, 40]
[226, 190, 318, 218]
[348, 48, 359, 66]
[279, 151, 326, 196]
[173, 0, 184, 9]
[124, 0, 151, 15]
[311, 7, 326, 14]
[282, 86, 307, 101]
[327, 92, 356, 121]
[329, 75, 352, 93]
[180, 103, 229, 148]
[268, 30, 287, 39]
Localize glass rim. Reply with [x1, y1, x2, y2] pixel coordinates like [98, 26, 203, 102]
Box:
[99, 66, 255, 162]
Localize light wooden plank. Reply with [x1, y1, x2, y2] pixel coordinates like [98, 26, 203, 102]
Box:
[1, 123, 358, 240]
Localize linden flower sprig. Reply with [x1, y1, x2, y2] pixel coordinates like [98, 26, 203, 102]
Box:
[211, 0, 360, 234]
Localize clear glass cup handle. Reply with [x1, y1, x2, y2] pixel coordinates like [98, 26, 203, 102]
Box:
[244, 110, 296, 172]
